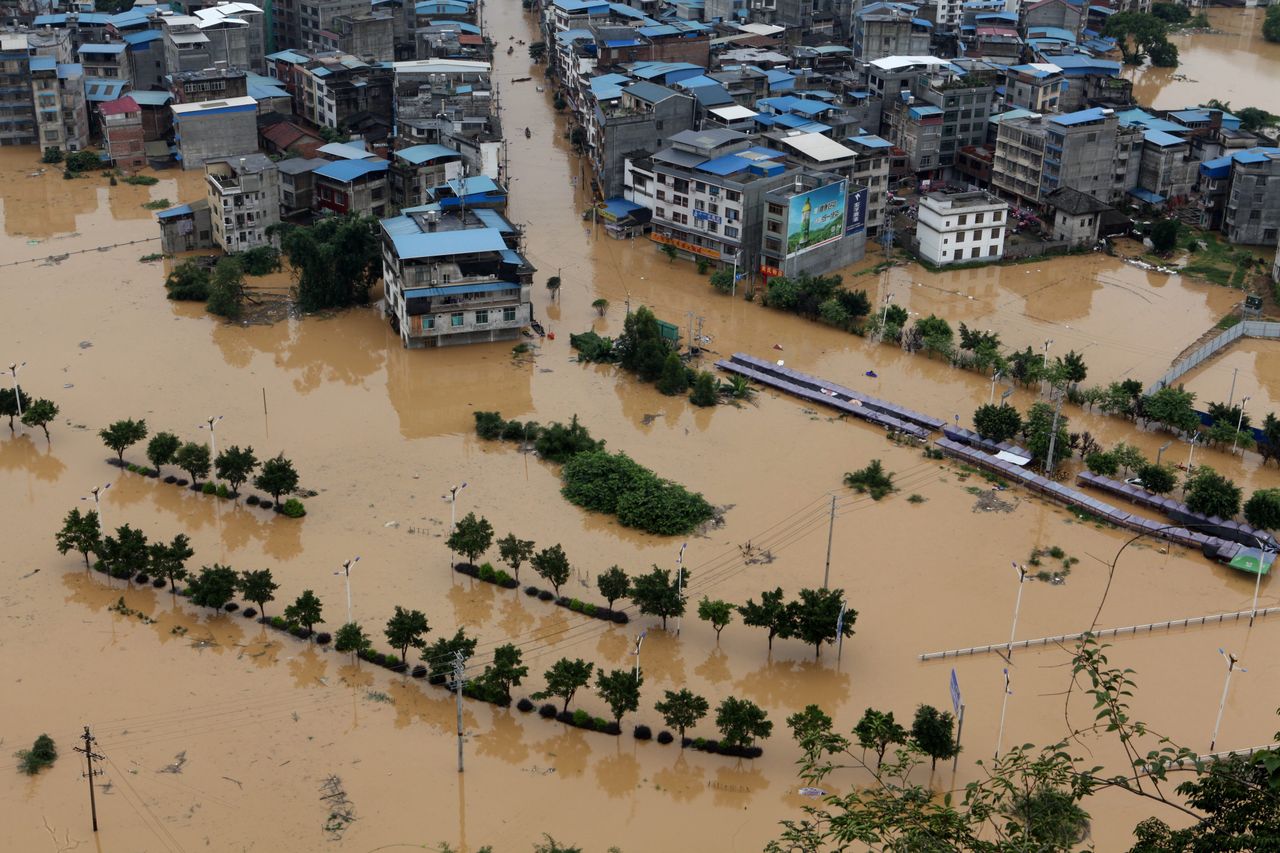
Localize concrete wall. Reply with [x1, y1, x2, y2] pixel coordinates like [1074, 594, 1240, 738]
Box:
[176, 109, 258, 169]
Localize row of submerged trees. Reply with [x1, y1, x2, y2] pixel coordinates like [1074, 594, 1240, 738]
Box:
[54, 509, 775, 755]
[98, 417, 303, 515]
[446, 511, 857, 656]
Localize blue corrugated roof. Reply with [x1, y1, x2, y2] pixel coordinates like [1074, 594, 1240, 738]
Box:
[848, 134, 893, 148]
[32, 13, 67, 25]
[123, 30, 163, 45]
[29, 56, 56, 72]
[266, 49, 311, 63]
[589, 72, 630, 99]
[56, 63, 82, 80]
[1144, 129, 1186, 147]
[314, 159, 389, 182]
[911, 17, 933, 27]
[473, 208, 515, 232]
[78, 43, 127, 54]
[396, 144, 461, 165]
[405, 281, 520, 299]
[129, 90, 173, 106]
[1128, 187, 1165, 204]
[623, 80, 680, 103]
[757, 95, 831, 116]
[84, 78, 127, 101]
[499, 248, 525, 266]
[391, 227, 508, 260]
[1027, 26, 1076, 42]
[432, 175, 501, 195]
[552, 0, 610, 10]
[910, 104, 944, 119]
[1044, 53, 1120, 74]
[156, 204, 193, 219]
[1050, 107, 1107, 126]
[426, 18, 482, 31]
[689, 84, 733, 107]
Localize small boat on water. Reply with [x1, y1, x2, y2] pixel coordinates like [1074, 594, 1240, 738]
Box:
[507, 46, 513, 54]
[536, 85, 544, 92]
[512, 76, 531, 82]
[525, 127, 531, 138]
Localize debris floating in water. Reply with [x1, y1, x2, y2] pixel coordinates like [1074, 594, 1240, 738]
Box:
[798, 787, 827, 797]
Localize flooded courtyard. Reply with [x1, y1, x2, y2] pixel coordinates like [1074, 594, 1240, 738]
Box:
[2, 4, 1280, 852]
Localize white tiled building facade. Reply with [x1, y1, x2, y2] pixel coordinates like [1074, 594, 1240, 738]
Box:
[915, 190, 1008, 265]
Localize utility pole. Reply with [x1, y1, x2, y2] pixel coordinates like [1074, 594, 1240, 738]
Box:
[454, 651, 467, 772]
[7, 361, 25, 422]
[822, 494, 836, 589]
[674, 542, 687, 636]
[685, 311, 695, 356]
[1210, 649, 1245, 752]
[1042, 389, 1065, 477]
[835, 602, 847, 661]
[694, 316, 705, 356]
[1006, 562, 1029, 661]
[1228, 367, 1238, 409]
[632, 630, 646, 679]
[74, 726, 104, 832]
[995, 667, 1012, 759]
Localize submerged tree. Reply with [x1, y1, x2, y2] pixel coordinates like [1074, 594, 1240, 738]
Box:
[844, 460, 896, 500]
[533, 657, 594, 712]
[55, 507, 102, 567]
[277, 215, 381, 312]
[655, 688, 709, 745]
[20, 398, 58, 440]
[99, 418, 148, 464]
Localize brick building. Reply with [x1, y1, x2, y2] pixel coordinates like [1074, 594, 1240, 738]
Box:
[99, 95, 146, 168]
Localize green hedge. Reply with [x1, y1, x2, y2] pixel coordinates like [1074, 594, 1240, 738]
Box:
[561, 450, 713, 536]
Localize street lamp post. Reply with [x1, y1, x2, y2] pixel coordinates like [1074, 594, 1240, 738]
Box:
[1006, 562, 1029, 660]
[1232, 397, 1251, 454]
[989, 371, 1003, 406]
[199, 415, 224, 482]
[1187, 432, 1201, 473]
[995, 667, 1012, 759]
[632, 630, 646, 680]
[1041, 339, 1053, 374]
[8, 361, 26, 422]
[1209, 649, 1245, 752]
[334, 556, 361, 624]
[1156, 440, 1172, 467]
[82, 483, 111, 534]
[443, 482, 468, 565]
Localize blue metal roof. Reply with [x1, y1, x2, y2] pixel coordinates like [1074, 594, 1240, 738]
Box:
[156, 204, 194, 219]
[1008, 63, 1058, 78]
[911, 17, 933, 26]
[314, 159, 390, 182]
[29, 56, 56, 72]
[396, 144, 461, 165]
[123, 30, 163, 45]
[552, 0, 610, 10]
[1027, 26, 1076, 42]
[128, 90, 173, 106]
[32, 13, 67, 25]
[56, 63, 82, 80]
[848, 134, 893, 148]
[623, 80, 679, 103]
[589, 73, 630, 99]
[1044, 53, 1120, 74]
[600, 197, 645, 218]
[78, 43, 127, 54]
[84, 78, 127, 101]
[405, 281, 520, 299]
[757, 95, 831, 116]
[391, 227, 509, 260]
[1127, 187, 1165, 204]
[910, 104, 944, 119]
[473, 209, 515, 231]
[1143, 129, 1186, 147]
[266, 49, 311, 63]
[695, 147, 784, 176]
[1050, 107, 1107, 126]
[499, 248, 525, 266]
[426, 18, 482, 31]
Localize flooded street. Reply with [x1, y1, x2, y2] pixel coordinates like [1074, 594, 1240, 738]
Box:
[2, 4, 1280, 851]
[1131, 7, 1280, 113]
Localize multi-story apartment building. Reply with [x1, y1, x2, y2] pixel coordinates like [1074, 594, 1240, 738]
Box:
[193, 3, 267, 73]
[993, 107, 1137, 205]
[161, 16, 215, 75]
[1136, 129, 1196, 204]
[589, 80, 696, 198]
[78, 42, 130, 87]
[758, 171, 867, 278]
[380, 206, 534, 348]
[168, 66, 249, 103]
[765, 130, 889, 238]
[1197, 147, 1280, 235]
[854, 3, 932, 63]
[914, 189, 1008, 265]
[296, 53, 394, 139]
[28, 56, 90, 154]
[172, 96, 258, 168]
[205, 154, 281, 252]
[1203, 148, 1280, 245]
[99, 95, 146, 167]
[313, 157, 391, 217]
[625, 127, 798, 276]
[321, 12, 396, 62]
[389, 143, 464, 209]
[1004, 63, 1063, 113]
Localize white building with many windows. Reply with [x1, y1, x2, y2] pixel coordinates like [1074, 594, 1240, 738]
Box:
[205, 154, 280, 253]
[915, 189, 1008, 265]
[379, 207, 534, 347]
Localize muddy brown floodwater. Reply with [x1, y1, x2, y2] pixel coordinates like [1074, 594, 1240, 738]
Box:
[3, 5, 1280, 852]
[1130, 7, 1280, 113]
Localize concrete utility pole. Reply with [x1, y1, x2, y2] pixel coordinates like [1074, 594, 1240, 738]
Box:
[73, 726, 104, 832]
[454, 650, 467, 772]
[995, 667, 1012, 759]
[443, 482, 467, 565]
[822, 494, 836, 589]
[632, 630, 646, 680]
[1006, 562, 1029, 661]
[1042, 390, 1065, 477]
[199, 415, 224, 483]
[333, 556, 360, 624]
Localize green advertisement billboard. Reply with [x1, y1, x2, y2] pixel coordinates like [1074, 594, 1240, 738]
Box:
[786, 179, 847, 257]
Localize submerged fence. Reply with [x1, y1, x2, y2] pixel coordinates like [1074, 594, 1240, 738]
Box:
[1148, 320, 1280, 395]
[918, 605, 1280, 661]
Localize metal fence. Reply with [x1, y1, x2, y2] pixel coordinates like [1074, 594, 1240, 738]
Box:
[1147, 320, 1280, 395]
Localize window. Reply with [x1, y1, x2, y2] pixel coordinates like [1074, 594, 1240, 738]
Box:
[988, 245, 997, 256]
[768, 203, 784, 216]
[475, 309, 489, 325]
[970, 247, 980, 259]
[767, 221, 781, 233]
[450, 312, 464, 327]
[656, 190, 665, 201]
[991, 228, 1001, 239]
[503, 306, 517, 322]
[958, 214, 967, 225]
[725, 190, 741, 202]
[695, 181, 706, 192]
[765, 237, 781, 252]
[725, 226, 739, 238]
[975, 212, 984, 224]
[424, 316, 435, 330]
